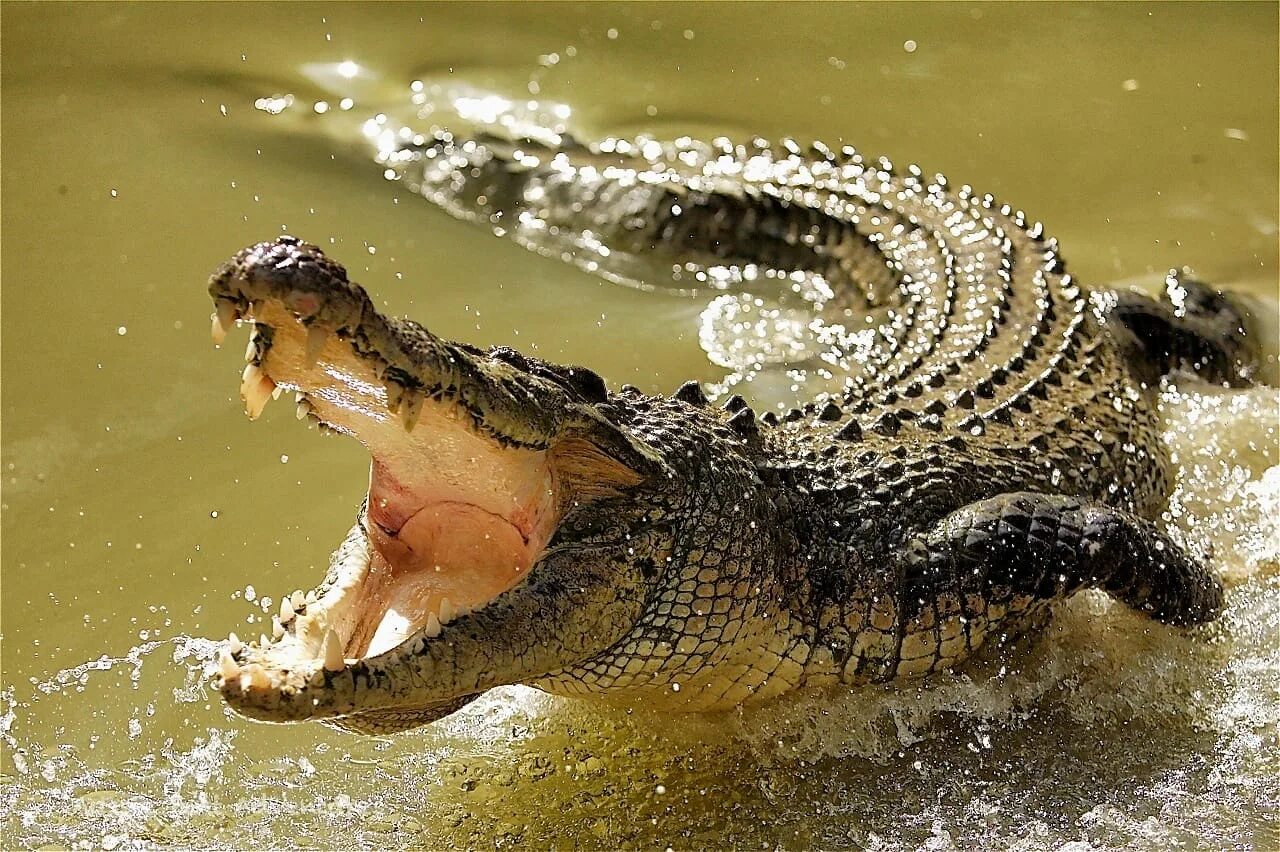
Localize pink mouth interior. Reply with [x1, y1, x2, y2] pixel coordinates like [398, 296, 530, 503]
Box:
[249, 302, 562, 660]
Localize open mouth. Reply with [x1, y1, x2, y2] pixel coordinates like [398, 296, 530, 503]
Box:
[207, 237, 647, 726]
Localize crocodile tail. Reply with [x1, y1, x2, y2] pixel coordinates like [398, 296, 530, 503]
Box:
[1107, 269, 1270, 387]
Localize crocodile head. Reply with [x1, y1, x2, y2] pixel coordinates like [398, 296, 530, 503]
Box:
[208, 237, 789, 733]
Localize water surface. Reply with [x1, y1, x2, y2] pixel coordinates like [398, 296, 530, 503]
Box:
[2, 3, 1277, 849]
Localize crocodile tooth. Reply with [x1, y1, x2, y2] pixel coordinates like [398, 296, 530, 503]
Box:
[294, 390, 306, 403]
[400, 391, 424, 432]
[304, 325, 328, 365]
[279, 597, 295, 624]
[295, 398, 313, 420]
[217, 648, 239, 680]
[272, 615, 286, 639]
[242, 664, 270, 691]
[385, 381, 405, 414]
[259, 632, 271, 647]
[305, 590, 318, 604]
[241, 364, 275, 420]
[424, 612, 443, 638]
[322, 629, 345, 671]
[439, 597, 456, 624]
[296, 614, 324, 652]
[227, 632, 243, 654]
[722, 394, 749, 413]
[211, 301, 238, 344]
[244, 336, 258, 363]
[291, 590, 306, 611]
[251, 377, 276, 418]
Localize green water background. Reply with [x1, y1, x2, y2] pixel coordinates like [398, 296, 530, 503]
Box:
[2, 3, 1277, 849]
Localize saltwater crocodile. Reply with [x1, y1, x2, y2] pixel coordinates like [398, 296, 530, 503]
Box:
[208, 129, 1263, 734]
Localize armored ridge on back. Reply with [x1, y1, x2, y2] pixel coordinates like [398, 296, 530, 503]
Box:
[206, 124, 1263, 734]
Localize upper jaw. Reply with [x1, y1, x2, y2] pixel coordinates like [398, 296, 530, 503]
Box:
[210, 238, 665, 482]
[211, 236, 640, 453]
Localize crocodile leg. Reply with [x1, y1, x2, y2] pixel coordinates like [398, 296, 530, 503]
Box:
[1104, 269, 1263, 387]
[892, 492, 1224, 678]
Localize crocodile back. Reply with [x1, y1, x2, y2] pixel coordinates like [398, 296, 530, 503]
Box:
[390, 129, 1168, 516]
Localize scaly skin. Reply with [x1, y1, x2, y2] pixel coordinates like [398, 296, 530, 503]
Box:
[207, 131, 1261, 734]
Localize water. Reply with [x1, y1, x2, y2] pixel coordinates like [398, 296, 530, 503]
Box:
[2, 4, 1277, 849]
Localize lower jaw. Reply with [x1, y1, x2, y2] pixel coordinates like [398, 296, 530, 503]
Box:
[216, 523, 373, 703]
[321, 694, 482, 734]
[216, 498, 538, 722]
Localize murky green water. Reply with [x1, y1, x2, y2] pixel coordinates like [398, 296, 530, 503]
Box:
[3, 3, 1277, 849]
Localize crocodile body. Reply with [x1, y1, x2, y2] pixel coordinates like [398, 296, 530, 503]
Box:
[208, 127, 1260, 733]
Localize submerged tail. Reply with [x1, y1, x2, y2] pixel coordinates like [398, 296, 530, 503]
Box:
[1107, 269, 1269, 387]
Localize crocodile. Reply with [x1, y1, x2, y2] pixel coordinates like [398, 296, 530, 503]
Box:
[207, 129, 1264, 734]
